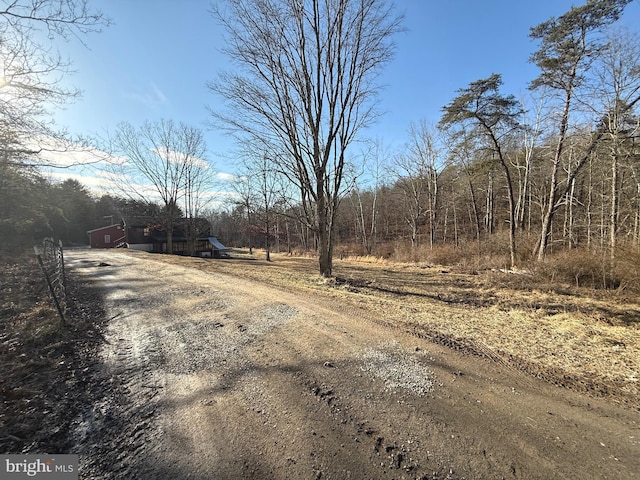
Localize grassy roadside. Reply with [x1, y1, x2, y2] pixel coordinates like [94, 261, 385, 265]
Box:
[0, 253, 107, 453]
[135, 248, 640, 409]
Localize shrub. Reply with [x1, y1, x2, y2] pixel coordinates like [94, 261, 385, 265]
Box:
[612, 245, 640, 294]
[533, 247, 627, 290]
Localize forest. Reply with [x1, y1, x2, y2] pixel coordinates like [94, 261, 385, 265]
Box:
[1, 0, 640, 293]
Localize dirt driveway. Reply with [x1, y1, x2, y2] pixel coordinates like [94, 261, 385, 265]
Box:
[66, 249, 639, 479]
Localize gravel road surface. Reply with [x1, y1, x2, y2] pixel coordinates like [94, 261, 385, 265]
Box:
[65, 249, 640, 479]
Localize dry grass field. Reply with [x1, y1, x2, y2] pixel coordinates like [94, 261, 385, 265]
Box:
[156, 249, 640, 409]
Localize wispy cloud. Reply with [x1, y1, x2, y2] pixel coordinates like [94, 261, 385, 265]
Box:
[44, 171, 119, 192]
[96, 170, 129, 182]
[150, 147, 210, 169]
[150, 83, 167, 104]
[216, 172, 237, 182]
[124, 81, 168, 108]
[45, 168, 237, 210]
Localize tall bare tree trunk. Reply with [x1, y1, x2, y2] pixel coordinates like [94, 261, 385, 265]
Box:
[317, 195, 333, 277]
[610, 152, 619, 259]
[485, 171, 494, 235]
[452, 185, 459, 247]
[563, 153, 576, 248]
[635, 179, 640, 248]
[537, 90, 572, 260]
[285, 219, 291, 254]
[587, 156, 594, 249]
[467, 174, 481, 242]
[600, 177, 607, 249]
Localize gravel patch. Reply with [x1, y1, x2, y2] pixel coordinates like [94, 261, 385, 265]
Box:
[154, 303, 298, 375]
[246, 303, 298, 337]
[159, 320, 244, 374]
[358, 341, 434, 396]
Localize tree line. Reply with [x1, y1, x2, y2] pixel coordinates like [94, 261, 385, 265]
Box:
[212, 0, 640, 281]
[0, 165, 168, 250]
[2, 0, 640, 288]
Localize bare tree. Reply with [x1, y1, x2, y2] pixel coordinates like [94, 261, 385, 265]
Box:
[391, 152, 429, 250]
[514, 90, 549, 233]
[231, 173, 257, 254]
[391, 122, 441, 250]
[209, 0, 403, 277]
[589, 29, 640, 259]
[109, 120, 209, 254]
[407, 120, 442, 249]
[0, 0, 110, 162]
[445, 128, 483, 245]
[350, 139, 388, 254]
[181, 130, 217, 256]
[236, 147, 286, 261]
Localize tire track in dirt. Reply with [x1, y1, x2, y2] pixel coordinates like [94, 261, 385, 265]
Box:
[300, 282, 640, 410]
[68, 259, 167, 478]
[236, 320, 456, 479]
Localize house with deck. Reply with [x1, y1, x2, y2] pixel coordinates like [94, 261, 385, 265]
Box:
[87, 218, 230, 258]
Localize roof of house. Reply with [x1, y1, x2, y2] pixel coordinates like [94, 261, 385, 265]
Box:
[86, 224, 123, 234]
[208, 237, 230, 250]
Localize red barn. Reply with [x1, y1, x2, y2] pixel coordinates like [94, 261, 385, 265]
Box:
[87, 224, 127, 249]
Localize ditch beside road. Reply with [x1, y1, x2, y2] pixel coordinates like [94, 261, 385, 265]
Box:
[66, 249, 640, 479]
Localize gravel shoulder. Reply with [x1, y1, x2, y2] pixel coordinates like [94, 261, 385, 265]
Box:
[66, 249, 640, 479]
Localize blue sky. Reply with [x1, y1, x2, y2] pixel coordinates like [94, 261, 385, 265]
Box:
[49, 0, 640, 186]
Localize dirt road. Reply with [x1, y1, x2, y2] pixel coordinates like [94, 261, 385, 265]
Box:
[66, 249, 639, 479]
